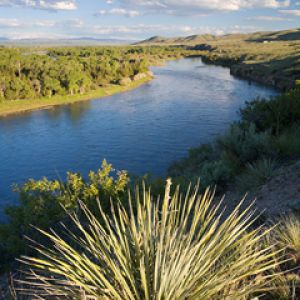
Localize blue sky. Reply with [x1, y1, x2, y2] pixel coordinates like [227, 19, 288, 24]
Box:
[0, 0, 299, 40]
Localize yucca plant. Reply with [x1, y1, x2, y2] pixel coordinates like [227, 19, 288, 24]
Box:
[266, 273, 300, 300]
[274, 215, 300, 263]
[18, 180, 283, 299]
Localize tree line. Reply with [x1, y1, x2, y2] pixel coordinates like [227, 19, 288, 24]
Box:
[0, 46, 186, 101]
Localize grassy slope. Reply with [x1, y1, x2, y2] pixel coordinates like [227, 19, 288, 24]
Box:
[138, 29, 300, 89]
[138, 28, 300, 45]
[0, 76, 152, 117]
[195, 40, 299, 90]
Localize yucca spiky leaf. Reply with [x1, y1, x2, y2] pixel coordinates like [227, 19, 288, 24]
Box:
[274, 215, 300, 263]
[18, 180, 283, 299]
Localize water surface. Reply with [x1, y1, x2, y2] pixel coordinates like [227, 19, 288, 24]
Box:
[0, 58, 278, 220]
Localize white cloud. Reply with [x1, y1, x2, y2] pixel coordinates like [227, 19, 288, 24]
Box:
[0, 18, 85, 39]
[279, 9, 300, 15]
[61, 19, 84, 27]
[0, 17, 22, 27]
[114, 0, 290, 14]
[5, 31, 77, 39]
[0, 18, 83, 29]
[247, 15, 292, 21]
[95, 8, 140, 17]
[89, 23, 259, 36]
[246, 0, 290, 8]
[47, 1, 76, 10]
[0, 0, 77, 10]
[0, 22, 262, 40]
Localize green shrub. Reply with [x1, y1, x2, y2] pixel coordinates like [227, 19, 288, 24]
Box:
[273, 126, 300, 157]
[237, 158, 276, 192]
[240, 91, 300, 135]
[169, 123, 277, 191]
[198, 160, 233, 188]
[218, 123, 274, 167]
[168, 144, 217, 177]
[0, 160, 129, 267]
[18, 180, 283, 299]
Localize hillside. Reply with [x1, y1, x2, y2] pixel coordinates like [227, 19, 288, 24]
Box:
[138, 28, 300, 45]
[222, 160, 300, 219]
[138, 28, 300, 91]
[249, 28, 300, 42]
[137, 34, 217, 45]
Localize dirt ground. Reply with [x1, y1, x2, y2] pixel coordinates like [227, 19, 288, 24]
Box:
[220, 160, 300, 220]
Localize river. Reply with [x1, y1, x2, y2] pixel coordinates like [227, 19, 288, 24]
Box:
[0, 57, 278, 221]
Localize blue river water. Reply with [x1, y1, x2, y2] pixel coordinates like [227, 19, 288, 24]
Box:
[0, 57, 278, 221]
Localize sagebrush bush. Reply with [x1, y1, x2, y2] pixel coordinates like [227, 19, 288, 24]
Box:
[240, 90, 300, 134]
[273, 126, 300, 157]
[198, 159, 233, 188]
[218, 123, 274, 166]
[18, 180, 283, 299]
[237, 158, 276, 192]
[168, 144, 217, 177]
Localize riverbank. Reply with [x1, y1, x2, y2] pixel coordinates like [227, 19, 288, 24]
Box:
[138, 31, 300, 91]
[200, 55, 296, 91]
[168, 88, 300, 207]
[0, 75, 153, 117]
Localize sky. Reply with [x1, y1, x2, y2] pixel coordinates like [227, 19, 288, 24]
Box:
[0, 0, 299, 40]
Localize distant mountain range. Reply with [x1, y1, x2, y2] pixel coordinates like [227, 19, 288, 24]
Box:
[1, 28, 299, 47]
[0, 37, 136, 46]
[137, 28, 300, 45]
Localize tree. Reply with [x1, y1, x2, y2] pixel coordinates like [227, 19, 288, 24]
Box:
[41, 76, 61, 97]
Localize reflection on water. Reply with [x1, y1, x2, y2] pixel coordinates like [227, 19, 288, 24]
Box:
[66, 101, 92, 123]
[46, 100, 92, 123]
[0, 58, 278, 221]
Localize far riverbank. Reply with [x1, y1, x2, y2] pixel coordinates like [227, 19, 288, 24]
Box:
[0, 75, 153, 117]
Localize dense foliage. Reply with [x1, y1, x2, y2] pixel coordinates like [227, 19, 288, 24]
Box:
[240, 89, 300, 135]
[18, 181, 283, 299]
[0, 160, 129, 269]
[168, 89, 300, 192]
[0, 46, 186, 101]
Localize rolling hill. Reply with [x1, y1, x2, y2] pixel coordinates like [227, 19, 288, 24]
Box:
[137, 28, 300, 45]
